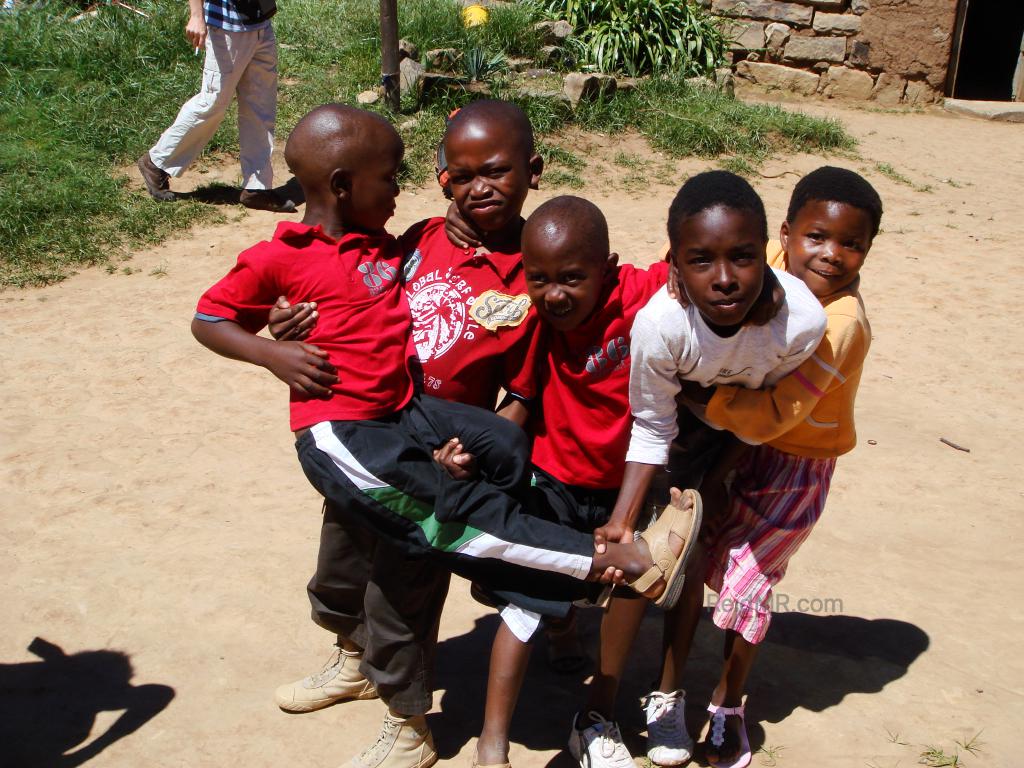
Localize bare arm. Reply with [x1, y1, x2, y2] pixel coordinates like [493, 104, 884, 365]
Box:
[185, 0, 207, 49]
[191, 317, 338, 397]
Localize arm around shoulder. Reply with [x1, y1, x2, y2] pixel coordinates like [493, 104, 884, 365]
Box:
[706, 309, 868, 443]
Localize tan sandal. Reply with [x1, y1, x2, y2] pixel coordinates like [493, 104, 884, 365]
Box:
[628, 489, 703, 610]
[471, 751, 511, 768]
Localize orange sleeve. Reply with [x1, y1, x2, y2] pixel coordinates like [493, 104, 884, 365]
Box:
[705, 310, 867, 443]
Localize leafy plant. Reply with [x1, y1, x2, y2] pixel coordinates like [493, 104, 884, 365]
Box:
[463, 47, 507, 82]
[545, 0, 727, 77]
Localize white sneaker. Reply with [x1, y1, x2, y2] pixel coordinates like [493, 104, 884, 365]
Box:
[568, 711, 635, 768]
[644, 689, 694, 766]
[274, 644, 377, 712]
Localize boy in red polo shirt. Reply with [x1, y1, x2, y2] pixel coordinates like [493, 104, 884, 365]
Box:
[459, 196, 680, 768]
[194, 105, 699, 768]
[269, 101, 546, 768]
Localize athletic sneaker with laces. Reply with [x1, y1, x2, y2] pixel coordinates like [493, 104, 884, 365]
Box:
[568, 711, 635, 768]
[351, 712, 438, 768]
[274, 644, 377, 712]
[644, 689, 694, 766]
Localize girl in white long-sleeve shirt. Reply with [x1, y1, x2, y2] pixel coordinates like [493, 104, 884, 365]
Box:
[579, 172, 826, 768]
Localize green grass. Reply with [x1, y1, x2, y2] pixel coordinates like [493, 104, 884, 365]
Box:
[1, 0, 852, 287]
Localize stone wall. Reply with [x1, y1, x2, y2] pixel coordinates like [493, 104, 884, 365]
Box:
[700, 0, 959, 104]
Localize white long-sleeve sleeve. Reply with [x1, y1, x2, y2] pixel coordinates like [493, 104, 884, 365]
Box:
[625, 289, 694, 465]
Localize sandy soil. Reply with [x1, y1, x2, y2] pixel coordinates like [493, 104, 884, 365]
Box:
[2, 100, 1022, 768]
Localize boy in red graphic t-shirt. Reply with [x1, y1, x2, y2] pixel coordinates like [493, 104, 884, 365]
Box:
[439, 196, 694, 768]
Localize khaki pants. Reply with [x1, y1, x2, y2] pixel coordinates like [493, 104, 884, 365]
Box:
[149, 24, 277, 190]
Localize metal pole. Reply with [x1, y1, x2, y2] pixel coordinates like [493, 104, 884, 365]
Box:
[380, 0, 400, 111]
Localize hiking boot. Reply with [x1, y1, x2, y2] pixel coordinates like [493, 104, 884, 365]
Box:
[351, 712, 437, 768]
[239, 188, 297, 213]
[274, 645, 377, 713]
[644, 689, 694, 766]
[137, 153, 175, 202]
[568, 711, 635, 768]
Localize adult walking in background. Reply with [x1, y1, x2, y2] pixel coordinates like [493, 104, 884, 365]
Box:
[137, 0, 296, 212]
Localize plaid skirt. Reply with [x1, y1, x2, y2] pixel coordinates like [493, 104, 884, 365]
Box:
[705, 444, 836, 644]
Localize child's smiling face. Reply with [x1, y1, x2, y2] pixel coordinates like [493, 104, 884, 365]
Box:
[781, 200, 873, 298]
[670, 205, 767, 333]
[523, 231, 611, 333]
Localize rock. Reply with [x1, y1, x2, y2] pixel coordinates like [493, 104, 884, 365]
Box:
[851, 0, 869, 13]
[539, 45, 564, 66]
[747, 51, 762, 62]
[425, 48, 459, 69]
[860, 0, 959, 90]
[783, 35, 846, 63]
[525, 68, 554, 78]
[904, 79, 939, 105]
[848, 40, 870, 67]
[871, 72, 906, 105]
[808, 0, 844, 7]
[764, 22, 791, 56]
[617, 76, 641, 92]
[534, 20, 573, 45]
[398, 118, 419, 130]
[715, 67, 736, 96]
[419, 72, 469, 98]
[943, 98, 1024, 123]
[813, 12, 862, 35]
[821, 65, 874, 99]
[356, 89, 380, 105]
[811, 60, 831, 73]
[563, 72, 617, 107]
[686, 75, 716, 89]
[735, 60, 820, 96]
[552, 20, 574, 40]
[399, 57, 424, 93]
[517, 83, 572, 105]
[726, 20, 766, 51]
[712, 0, 812, 26]
[398, 38, 419, 61]
[507, 57, 533, 72]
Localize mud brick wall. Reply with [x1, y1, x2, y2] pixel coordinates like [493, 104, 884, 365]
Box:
[699, 0, 959, 104]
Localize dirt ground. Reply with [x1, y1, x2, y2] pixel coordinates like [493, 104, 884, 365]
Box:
[2, 99, 1021, 768]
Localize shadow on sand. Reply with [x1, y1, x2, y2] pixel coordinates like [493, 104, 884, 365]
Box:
[176, 176, 305, 207]
[0, 637, 174, 767]
[430, 608, 929, 764]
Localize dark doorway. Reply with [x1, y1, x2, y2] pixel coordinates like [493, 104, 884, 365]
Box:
[949, 0, 1024, 100]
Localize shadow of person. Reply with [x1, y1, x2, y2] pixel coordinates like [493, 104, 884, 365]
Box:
[431, 607, 928, 765]
[177, 176, 305, 207]
[626, 609, 931, 763]
[0, 637, 175, 767]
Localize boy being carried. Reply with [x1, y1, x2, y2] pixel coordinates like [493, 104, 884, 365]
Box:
[269, 100, 546, 768]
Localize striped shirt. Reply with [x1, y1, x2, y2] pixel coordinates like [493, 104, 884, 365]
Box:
[204, 0, 274, 32]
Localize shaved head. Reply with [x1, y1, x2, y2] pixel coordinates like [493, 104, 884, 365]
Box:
[285, 104, 402, 196]
[444, 99, 535, 159]
[523, 196, 609, 264]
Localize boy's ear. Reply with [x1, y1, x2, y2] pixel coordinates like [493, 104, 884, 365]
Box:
[329, 168, 351, 201]
[605, 252, 619, 273]
[528, 153, 543, 190]
[779, 220, 790, 251]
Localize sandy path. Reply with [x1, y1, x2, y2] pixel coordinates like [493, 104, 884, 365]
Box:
[1, 101, 1021, 767]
